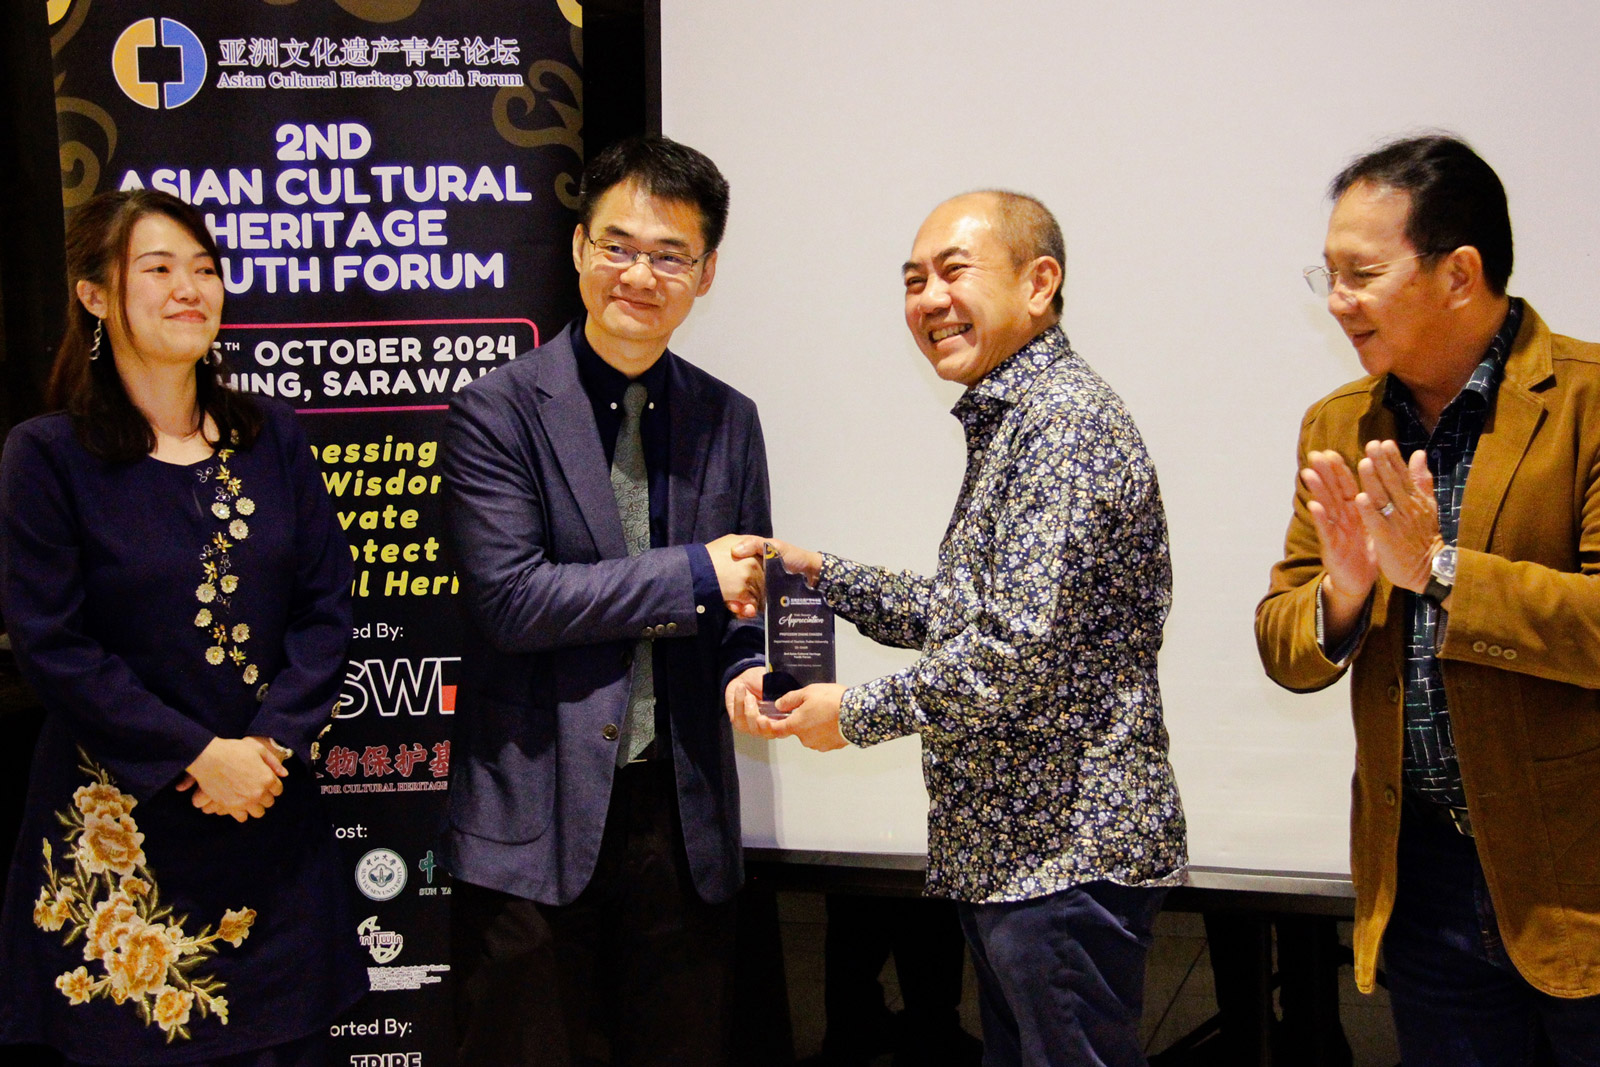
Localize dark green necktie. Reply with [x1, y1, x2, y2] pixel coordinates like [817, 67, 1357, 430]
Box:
[612, 382, 655, 765]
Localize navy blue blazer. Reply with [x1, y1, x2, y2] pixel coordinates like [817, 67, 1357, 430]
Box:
[441, 328, 771, 905]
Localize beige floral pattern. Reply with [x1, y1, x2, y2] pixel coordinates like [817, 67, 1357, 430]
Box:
[822, 328, 1186, 902]
[75, 809, 145, 876]
[216, 908, 255, 948]
[153, 986, 195, 1033]
[195, 450, 263, 696]
[33, 751, 252, 1042]
[56, 967, 93, 1004]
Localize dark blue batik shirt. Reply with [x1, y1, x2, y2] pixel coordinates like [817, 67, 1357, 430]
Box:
[1385, 297, 1524, 808]
[818, 327, 1187, 903]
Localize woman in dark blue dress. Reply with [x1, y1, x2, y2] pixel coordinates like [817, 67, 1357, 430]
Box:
[0, 190, 364, 1064]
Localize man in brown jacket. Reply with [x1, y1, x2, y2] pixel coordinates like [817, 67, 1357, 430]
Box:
[1258, 134, 1600, 1063]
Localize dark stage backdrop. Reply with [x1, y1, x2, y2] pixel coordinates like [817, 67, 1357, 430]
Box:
[49, 1, 583, 1061]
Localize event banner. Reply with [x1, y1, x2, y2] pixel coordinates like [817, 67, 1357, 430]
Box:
[49, 1, 583, 1061]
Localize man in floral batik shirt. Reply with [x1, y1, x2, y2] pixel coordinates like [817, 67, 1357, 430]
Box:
[729, 191, 1186, 1067]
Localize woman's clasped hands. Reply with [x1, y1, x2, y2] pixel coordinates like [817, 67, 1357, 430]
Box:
[176, 736, 289, 822]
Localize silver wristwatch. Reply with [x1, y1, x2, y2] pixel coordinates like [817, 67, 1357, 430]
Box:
[1423, 544, 1457, 604]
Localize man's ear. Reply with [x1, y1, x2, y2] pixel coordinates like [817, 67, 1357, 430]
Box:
[1440, 245, 1485, 310]
[695, 249, 718, 297]
[572, 222, 588, 273]
[76, 279, 108, 320]
[1025, 256, 1062, 317]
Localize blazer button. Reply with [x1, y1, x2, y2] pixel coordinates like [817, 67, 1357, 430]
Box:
[1503, 648, 1518, 661]
[696, 604, 706, 614]
[666, 622, 678, 633]
[642, 627, 654, 638]
[602, 724, 619, 741]
[1386, 685, 1400, 703]
[1472, 640, 1488, 654]
[1384, 786, 1397, 807]
[1488, 645, 1502, 657]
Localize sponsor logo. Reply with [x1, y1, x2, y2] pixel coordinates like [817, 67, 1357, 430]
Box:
[778, 595, 822, 607]
[357, 916, 404, 964]
[340, 657, 459, 718]
[113, 18, 207, 109]
[351, 1055, 421, 1066]
[355, 848, 408, 901]
[417, 850, 437, 884]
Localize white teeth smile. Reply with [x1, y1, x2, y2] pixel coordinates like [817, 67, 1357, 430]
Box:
[930, 324, 970, 343]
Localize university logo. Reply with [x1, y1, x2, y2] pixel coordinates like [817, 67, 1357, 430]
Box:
[112, 18, 206, 109]
[355, 848, 408, 902]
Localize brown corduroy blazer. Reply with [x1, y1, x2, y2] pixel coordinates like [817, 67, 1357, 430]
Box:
[1257, 304, 1600, 998]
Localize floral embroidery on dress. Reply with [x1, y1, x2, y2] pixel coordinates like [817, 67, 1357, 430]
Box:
[194, 450, 267, 699]
[33, 750, 254, 1041]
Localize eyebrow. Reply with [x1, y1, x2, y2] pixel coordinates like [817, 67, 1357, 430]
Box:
[597, 223, 692, 251]
[902, 245, 972, 275]
[132, 249, 214, 263]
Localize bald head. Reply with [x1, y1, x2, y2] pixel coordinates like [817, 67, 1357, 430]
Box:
[902, 191, 1065, 387]
[946, 191, 1066, 317]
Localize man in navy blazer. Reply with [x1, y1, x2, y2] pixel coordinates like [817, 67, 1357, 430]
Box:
[442, 136, 771, 1067]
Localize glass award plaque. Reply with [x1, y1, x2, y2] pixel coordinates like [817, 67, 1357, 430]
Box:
[759, 543, 836, 718]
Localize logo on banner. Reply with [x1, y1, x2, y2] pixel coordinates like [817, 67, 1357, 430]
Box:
[357, 916, 405, 964]
[355, 848, 408, 901]
[112, 18, 207, 109]
[339, 657, 459, 718]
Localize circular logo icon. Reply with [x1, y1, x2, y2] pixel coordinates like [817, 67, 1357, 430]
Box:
[355, 848, 408, 901]
[112, 18, 207, 110]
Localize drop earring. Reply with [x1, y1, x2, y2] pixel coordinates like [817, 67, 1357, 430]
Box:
[90, 317, 103, 361]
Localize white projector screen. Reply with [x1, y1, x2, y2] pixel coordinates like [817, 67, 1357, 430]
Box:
[658, 1, 1600, 875]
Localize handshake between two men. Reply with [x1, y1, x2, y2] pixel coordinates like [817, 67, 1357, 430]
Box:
[705, 533, 849, 753]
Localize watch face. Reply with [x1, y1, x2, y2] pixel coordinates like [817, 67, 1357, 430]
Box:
[1434, 545, 1458, 582]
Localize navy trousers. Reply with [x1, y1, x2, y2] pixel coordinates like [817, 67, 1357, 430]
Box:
[1384, 806, 1600, 1066]
[957, 881, 1166, 1067]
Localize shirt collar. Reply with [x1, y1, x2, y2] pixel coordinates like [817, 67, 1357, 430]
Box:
[571, 317, 671, 404]
[955, 325, 1072, 417]
[1383, 297, 1522, 416]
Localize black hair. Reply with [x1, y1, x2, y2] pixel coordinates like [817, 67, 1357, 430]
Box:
[47, 188, 260, 463]
[577, 135, 731, 252]
[1329, 133, 1513, 295]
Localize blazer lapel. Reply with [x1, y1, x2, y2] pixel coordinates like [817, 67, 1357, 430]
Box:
[537, 339, 629, 559]
[1460, 312, 1552, 553]
[664, 352, 717, 545]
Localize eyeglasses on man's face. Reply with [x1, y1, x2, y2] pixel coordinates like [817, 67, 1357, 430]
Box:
[585, 235, 707, 278]
[1302, 252, 1435, 297]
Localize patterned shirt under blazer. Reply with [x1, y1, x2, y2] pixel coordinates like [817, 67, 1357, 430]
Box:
[819, 326, 1187, 903]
